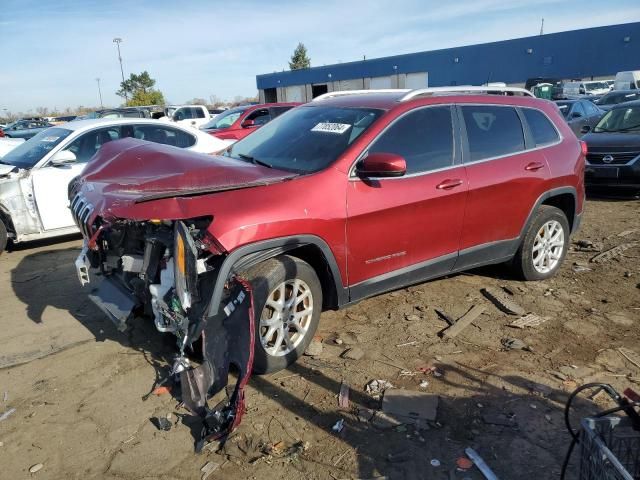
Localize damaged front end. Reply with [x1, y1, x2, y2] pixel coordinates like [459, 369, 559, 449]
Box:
[74, 211, 254, 449]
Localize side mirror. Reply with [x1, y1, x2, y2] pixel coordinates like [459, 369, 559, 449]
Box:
[50, 150, 77, 166]
[356, 152, 407, 178]
[580, 125, 592, 134]
[241, 119, 257, 128]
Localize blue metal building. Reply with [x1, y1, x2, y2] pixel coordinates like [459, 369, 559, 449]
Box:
[256, 22, 640, 103]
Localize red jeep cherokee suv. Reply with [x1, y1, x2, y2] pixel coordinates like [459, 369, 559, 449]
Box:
[71, 86, 584, 378]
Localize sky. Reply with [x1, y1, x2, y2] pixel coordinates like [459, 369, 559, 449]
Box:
[1, 0, 639, 113]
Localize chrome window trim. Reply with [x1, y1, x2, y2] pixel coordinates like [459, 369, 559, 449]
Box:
[349, 104, 563, 181]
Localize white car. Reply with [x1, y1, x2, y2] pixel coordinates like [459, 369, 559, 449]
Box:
[0, 118, 232, 253]
[160, 105, 211, 129]
[0, 138, 25, 158]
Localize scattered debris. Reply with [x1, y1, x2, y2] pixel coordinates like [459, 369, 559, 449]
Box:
[501, 338, 532, 352]
[457, 457, 474, 470]
[440, 305, 485, 338]
[304, 337, 323, 357]
[619, 347, 640, 369]
[370, 411, 403, 429]
[3, 391, 7, 403]
[482, 287, 526, 315]
[338, 383, 350, 409]
[365, 380, 394, 396]
[435, 308, 456, 326]
[332, 419, 345, 433]
[29, 463, 44, 474]
[152, 386, 171, 396]
[418, 366, 444, 377]
[404, 314, 420, 322]
[509, 313, 546, 329]
[574, 239, 600, 251]
[419, 380, 429, 388]
[356, 407, 375, 423]
[591, 242, 639, 264]
[151, 416, 172, 431]
[395, 340, 420, 347]
[618, 229, 639, 237]
[465, 447, 499, 480]
[482, 413, 516, 427]
[0, 408, 16, 422]
[334, 338, 344, 345]
[605, 312, 634, 327]
[430, 459, 441, 467]
[381, 390, 439, 424]
[200, 461, 220, 480]
[572, 261, 592, 272]
[341, 347, 365, 361]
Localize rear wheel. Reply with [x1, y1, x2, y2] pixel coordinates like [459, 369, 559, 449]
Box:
[512, 205, 569, 281]
[243, 255, 322, 374]
[0, 219, 7, 255]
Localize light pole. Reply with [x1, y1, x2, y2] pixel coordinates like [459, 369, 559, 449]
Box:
[113, 37, 127, 102]
[96, 77, 103, 108]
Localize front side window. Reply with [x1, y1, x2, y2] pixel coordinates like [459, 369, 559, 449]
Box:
[202, 107, 247, 130]
[571, 102, 586, 118]
[461, 105, 524, 161]
[594, 106, 640, 133]
[246, 108, 271, 126]
[194, 108, 206, 119]
[367, 106, 454, 174]
[64, 126, 121, 163]
[226, 105, 383, 174]
[522, 108, 559, 146]
[1, 127, 73, 169]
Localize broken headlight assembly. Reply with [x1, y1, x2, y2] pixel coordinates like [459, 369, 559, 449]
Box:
[174, 220, 199, 311]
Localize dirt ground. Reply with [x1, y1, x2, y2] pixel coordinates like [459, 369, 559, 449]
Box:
[0, 198, 638, 480]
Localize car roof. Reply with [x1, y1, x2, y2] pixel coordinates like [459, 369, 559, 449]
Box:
[53, 118, 185, 133]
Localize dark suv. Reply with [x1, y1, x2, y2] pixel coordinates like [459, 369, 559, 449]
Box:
[70, 87, 584, 441]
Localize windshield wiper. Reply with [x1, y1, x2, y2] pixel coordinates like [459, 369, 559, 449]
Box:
[237, 153, 273, 169]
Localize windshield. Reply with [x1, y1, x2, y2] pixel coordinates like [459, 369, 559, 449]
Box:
[1, 127, 73, 169]
[594, 106, 640, 133]
[584, 82, 609, 92]
[225, 105, 383, 174]
[556, 102, 572, 119]
[598, 92, 640, 105]
[202, 107, 247, 130]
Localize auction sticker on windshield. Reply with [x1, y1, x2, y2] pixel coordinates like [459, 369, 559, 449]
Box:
[41, 136, 60, 142]
[311, 123, 351, 134]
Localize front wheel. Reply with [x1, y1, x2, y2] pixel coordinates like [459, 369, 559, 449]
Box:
[512, 205, 570, 281]
[0, 219, 7, 255]
[243, 255, 322, 374]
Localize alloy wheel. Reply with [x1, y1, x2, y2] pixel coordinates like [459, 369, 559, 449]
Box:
[532, 220, 565, 274]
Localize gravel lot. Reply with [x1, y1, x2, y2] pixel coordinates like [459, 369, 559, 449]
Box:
[0, 198, 638, 480]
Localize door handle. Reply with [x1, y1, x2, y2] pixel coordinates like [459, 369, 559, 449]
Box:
[436, 179, 463, 190]
[525, 162, 545, 171]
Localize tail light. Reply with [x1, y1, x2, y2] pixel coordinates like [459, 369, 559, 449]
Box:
[580, 140, 588, 157]
[0, 130, 5, 138]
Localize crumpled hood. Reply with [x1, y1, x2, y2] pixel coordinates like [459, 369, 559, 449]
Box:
[583, 132, 640, 152]
[78, 138, 296, 202]
[0, 164, 19, 178]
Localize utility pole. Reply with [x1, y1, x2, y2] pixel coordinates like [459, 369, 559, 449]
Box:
[96, 77, 103, 108]
[540, 18, 544, 35]
[113, 37, 127, 102]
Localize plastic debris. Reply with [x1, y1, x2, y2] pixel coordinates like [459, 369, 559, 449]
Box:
[332, 419, 345, 433]
[465, 447, 499, 480]
[151, 416, 172, 431]
[0, 408, 16, 422]
[509, 313, 546, 329]
[339, 382, 350, 409]
[501, 337, 532, 352]
[419, 380, 429, 388]
[365, 379, 394, 395]
[152, 386, 171, 396]
[457, 457, 474, 470]
[29, 463, 44, 474]
[430, 459, 441, 467]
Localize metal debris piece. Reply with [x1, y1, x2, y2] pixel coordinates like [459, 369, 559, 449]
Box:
[29, 463, 44, 474]
[441, 305, 485, 338]
[509, 313, 546, 329]
[591, 242, 639, 264]
[435, 308, 456, 326]
[465, 447, 499, 480]
[0, 408, 16, 422]
[430, 459, 441, 467]
[151, 416, 172, 431]
[365, 379, 394, 395]
[200, 461, 220, 480]
[619, 347, 640, 369]
[339, 382, 350, 409]
[501, 338, 532, 352]
[481, 287, 525, 315]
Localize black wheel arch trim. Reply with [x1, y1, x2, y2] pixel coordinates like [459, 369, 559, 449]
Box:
[207, 234, 347, 316]
[520, 186, 579, 239]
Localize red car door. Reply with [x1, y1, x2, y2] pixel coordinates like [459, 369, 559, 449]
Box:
[346, 105, 468, 299]
[456, 104, 551, 269]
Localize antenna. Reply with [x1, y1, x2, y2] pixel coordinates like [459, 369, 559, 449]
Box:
[540, 18, 544, 35]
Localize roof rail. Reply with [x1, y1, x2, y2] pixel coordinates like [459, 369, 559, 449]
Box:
[312, 89, 410, 102]
[399, 86, 534, 101]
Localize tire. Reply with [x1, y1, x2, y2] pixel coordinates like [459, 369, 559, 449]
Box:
[0, 219, 7, 255]
[243, 255, 322, 374]
[512, 205, 570, 281]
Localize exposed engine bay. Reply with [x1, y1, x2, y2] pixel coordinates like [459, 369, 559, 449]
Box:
[75, 214, 254, 449]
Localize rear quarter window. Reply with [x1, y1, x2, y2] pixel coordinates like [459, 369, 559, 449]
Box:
[522, 108, 560, 146]
[461, 105, 525, 161]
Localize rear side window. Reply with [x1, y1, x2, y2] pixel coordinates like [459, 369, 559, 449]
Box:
[133, 125, 196, 148]
[461, 106, 524, 161]
[522, 108, 560, 146]
[368, 106, 454, 174]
